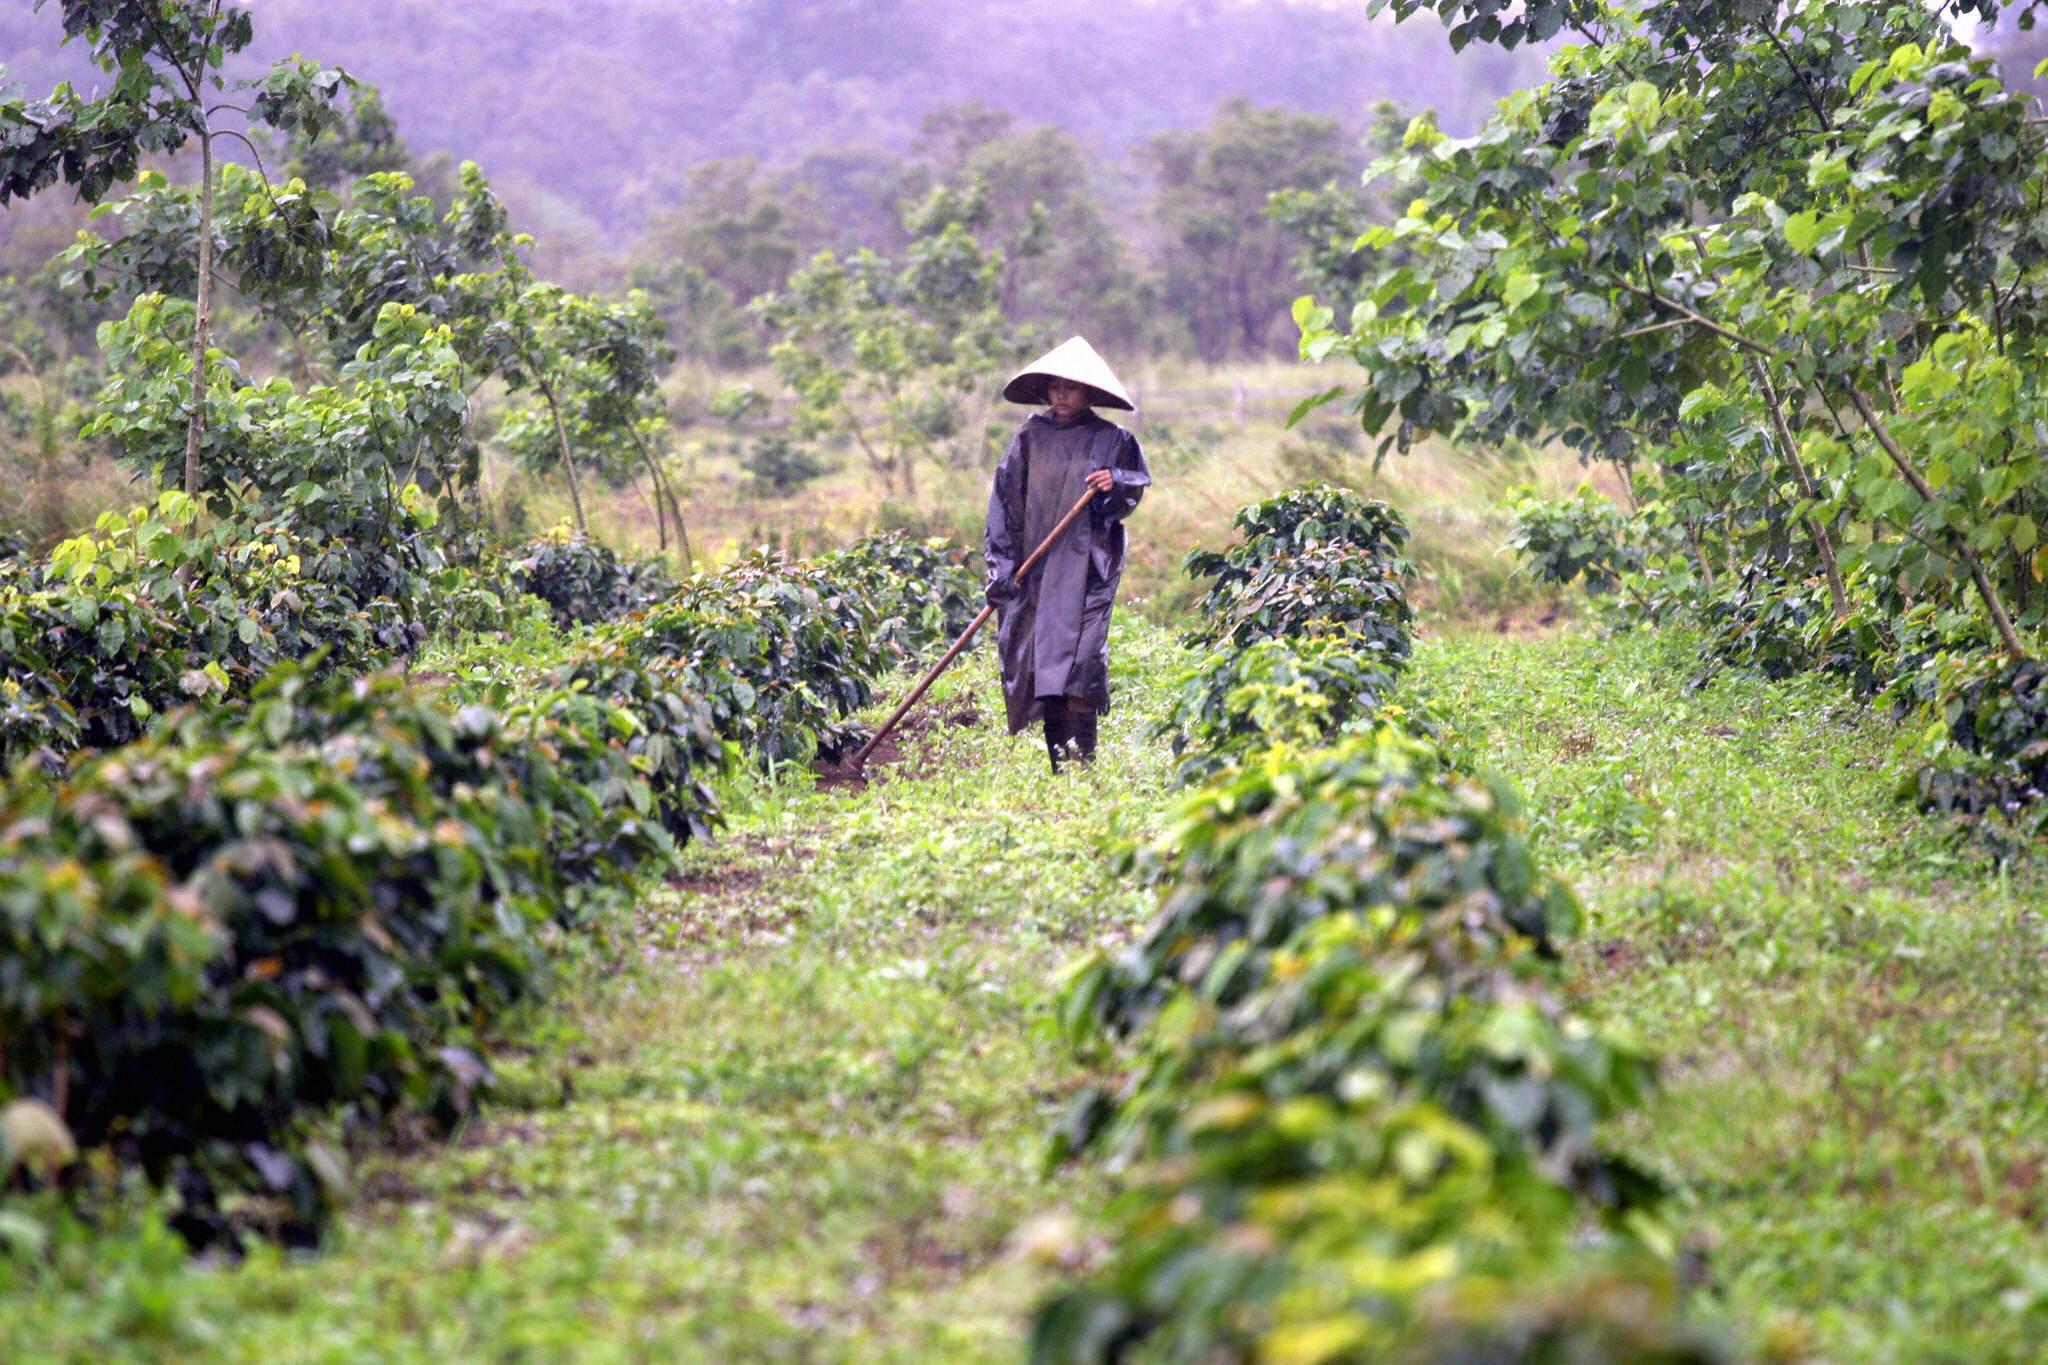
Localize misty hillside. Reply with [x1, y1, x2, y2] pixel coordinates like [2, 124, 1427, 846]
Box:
[0, 0, 1545, 229]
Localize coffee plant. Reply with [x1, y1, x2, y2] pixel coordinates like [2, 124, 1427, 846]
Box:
[0, 664, 710, 1243]
[511, 530, 674, 629]
[1036, 487, 1699, 1361]
[1182, 484, 1413, 662]
[616, 552, 887, 765]
[813, 532, 982, 661]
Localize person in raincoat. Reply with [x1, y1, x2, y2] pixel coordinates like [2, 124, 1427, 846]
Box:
[984, 336, 1151, 771]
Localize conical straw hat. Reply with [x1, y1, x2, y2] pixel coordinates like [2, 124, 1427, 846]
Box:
[1002, 335, 1135, 412]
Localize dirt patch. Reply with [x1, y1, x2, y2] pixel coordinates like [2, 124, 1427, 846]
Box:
[666, 863, 767, 898]
[812, 698, 983, 792]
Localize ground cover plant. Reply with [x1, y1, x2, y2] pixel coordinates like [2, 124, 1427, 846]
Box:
[1410, 626, 2048, 1361]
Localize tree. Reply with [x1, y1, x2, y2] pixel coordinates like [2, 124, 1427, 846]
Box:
[907, 103, 1149, 352]
[1147, 100, 1360, 359]
[493, 290, 693, 567]
[1303, 0, 2048, 664]
[0, 1, 348, 496]
[756, 182, 1022, 502]
[1265, 101, 1412, 325]
[627, 158, 802, 366]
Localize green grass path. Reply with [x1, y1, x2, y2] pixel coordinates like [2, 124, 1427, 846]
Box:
[1411, 626, 2048, 1363]
[6, 622, 1182, 1363]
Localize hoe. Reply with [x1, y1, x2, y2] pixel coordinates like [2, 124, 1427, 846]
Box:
[848, 486, 1097, 771]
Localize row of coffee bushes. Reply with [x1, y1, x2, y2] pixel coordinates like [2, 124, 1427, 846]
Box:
[0, 493, 519, 770]
[1034, 486, 1727, 1361]
[0, 657, 721, 1245]
[0, 531, 977, 1242]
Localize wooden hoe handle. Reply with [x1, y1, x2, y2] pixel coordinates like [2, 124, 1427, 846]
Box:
[849, 487, 1098, 770]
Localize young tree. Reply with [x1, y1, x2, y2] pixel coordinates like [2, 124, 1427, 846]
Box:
[0, 1, 348, 497]
[1303, 0, 2048, 660]
[755, 182, 1021, 502]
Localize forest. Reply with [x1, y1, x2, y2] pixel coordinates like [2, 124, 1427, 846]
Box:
[4, 1, 2048, 1362]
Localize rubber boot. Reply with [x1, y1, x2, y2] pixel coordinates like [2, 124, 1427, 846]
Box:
[1070, 709, 1098, 764]
[1042, 699, 1070, 774]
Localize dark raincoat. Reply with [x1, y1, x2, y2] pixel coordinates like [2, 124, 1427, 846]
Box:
[984, 411, 1151, 735]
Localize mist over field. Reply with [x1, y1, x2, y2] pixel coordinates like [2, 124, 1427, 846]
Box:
[1, 0, 1545, 231]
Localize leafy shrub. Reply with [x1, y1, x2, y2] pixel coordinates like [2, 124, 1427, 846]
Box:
[1182, 485, 1412, 662]
[510, 529, 673, 629]
[1156, 637, 1403, 786]
[1068, 735, 1578, 1042]
[616, 551, 885, 765]
[1503, 483, 1642, 593]
[1036, 910, 1663, 1364]
[813, 531, 981, 660]
[1192, 482, 1408, 568]
[1899, 651, 2048, 846]
[0, 494, 411, 765]
[0, 662, 720, 1243]
[1036, 485, 1684, 1362]
[742, 432, 831, 494]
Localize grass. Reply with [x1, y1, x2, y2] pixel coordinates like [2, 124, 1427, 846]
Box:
[1408, 624, 2048, 1363]
[0, 620, 1186, 1363]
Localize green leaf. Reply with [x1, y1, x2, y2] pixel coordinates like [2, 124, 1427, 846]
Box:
[1784, 211, 1824, 254]
[1285, 387, 1346, 430]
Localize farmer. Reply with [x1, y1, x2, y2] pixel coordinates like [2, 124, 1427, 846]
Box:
[984, 336, 1151, 772]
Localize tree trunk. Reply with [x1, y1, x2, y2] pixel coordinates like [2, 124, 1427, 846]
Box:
[630, 424, 693, 575]
[626, 425, 668, 553]
[183, 129, 215, 498]
[539, 378, 588, 533]
[1748, 357, 1848, 618]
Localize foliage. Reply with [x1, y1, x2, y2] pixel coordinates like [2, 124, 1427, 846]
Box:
[0, 0, 352, 495]
[1037, 486, 1682, 1360]
[1156, 637, 1403, 785]
[510, 530, 673, 630]
[1504, 485, 1644, 595]
[615, 552, 886, 765]
[755, 181, 1026, 499]
[812, 530, 982, 661]
[0, 493, 411, 766]
[1901, 651, 2048, 846]
[1182, 484, 1413, 663]
[0, 663, 716, 1243]
[1146, 100, 1364, 359]
[741, 433, 831, 495]
[1299, 0, 2048, 839]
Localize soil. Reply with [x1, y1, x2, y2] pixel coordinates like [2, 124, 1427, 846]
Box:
[812, 697, 983, 792]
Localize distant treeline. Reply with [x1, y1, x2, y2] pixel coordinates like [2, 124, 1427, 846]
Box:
[0, 0, 1545, 231]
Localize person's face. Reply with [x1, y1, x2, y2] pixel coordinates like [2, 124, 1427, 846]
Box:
[1046, 378, 1092, 420]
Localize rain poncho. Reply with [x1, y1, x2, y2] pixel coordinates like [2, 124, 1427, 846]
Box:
[984, 410, 1151, 734]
